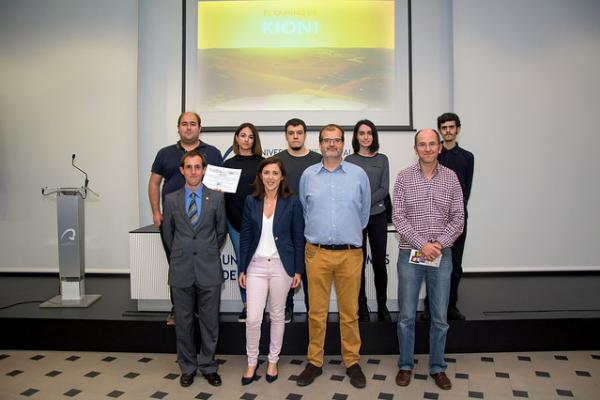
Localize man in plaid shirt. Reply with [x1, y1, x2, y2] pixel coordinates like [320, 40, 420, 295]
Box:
[392, 129, 464, 391]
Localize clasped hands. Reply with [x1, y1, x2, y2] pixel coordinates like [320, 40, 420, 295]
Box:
[420, 241, 442, 262]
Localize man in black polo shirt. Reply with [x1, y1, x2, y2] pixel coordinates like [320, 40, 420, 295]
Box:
[437, 112, 474, 320]
[148, 111, 223, 324]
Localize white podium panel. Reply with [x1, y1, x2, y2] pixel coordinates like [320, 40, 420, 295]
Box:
[129, 225, 425, 312]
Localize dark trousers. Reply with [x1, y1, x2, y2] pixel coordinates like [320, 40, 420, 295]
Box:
[359, 211, 388, 308]
[448, 220, 467, 307]
[424, 219, 467, 309]
[285, 272, 309, 312]
[159, 224, 175, 313]
[172, 284, 220, 375]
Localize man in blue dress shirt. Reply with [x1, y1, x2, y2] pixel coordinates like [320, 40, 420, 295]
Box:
[296, 124, 371, 389]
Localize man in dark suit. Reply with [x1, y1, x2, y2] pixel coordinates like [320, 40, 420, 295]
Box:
[162, 151, 227, 388]
[149, 111, 223, 325]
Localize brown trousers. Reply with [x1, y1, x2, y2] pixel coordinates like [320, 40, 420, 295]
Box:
[305, 243, 363, 368]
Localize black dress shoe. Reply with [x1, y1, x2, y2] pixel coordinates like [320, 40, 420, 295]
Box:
[297, 363, 322, 386]
[180, 372, 195, 387]
[377, 305, 392, 321]
[203, 372, 222, 387]
[447, 306, 466, 320]
[346, 363, 366, 388]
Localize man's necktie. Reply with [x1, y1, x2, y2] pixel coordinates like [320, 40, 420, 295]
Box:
[188, 192, 200, 228]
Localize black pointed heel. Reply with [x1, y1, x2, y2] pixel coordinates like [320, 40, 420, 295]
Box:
[241, 370, 260, 385]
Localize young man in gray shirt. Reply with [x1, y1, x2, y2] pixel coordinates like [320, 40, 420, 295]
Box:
[275, 118, 321, 322]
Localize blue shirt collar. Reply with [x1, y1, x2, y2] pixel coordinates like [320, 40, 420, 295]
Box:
[317, 160, 345, 174]
[184, 185, 203, 198]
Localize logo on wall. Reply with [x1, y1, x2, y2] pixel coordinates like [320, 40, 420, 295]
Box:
[60, 228, 76, 242]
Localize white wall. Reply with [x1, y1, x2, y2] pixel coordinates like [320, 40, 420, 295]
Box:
[137, 0, 183, 225]
[137, 0, 454, 227]
[453, 0, 600, 271]
[0, 0, 139, 272]
[2, 0, 599, 273]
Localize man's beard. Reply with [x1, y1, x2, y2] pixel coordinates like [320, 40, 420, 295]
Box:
[290, 144, 303, 151]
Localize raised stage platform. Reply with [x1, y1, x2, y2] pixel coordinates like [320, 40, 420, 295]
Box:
[1, 273, 599, 355]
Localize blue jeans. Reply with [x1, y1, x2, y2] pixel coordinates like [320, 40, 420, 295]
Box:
[227, 221, 246, 304]
[396, 248, 451, 374]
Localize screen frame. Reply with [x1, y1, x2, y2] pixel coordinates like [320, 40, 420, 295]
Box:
[181, 0, 413, 132]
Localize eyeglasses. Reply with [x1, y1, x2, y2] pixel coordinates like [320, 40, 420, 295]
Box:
[320, 137, 343, 144]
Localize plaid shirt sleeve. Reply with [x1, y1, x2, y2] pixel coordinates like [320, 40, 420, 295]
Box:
[392, 170, 428, 250]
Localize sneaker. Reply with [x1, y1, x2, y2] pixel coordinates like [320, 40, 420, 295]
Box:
[166, 312, 175, 326]
[377, 305, 392, 322]
[284, 308, 292, 324]
[447, 305, 466, 320]
[358, 302, 370, 322]
[238, 307, 247, 322]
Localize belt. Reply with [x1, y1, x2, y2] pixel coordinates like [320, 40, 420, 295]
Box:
[310, 243, 361, 251]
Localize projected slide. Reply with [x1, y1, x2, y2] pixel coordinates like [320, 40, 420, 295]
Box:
[186, 0, 410, 128]
[196, 0, 394, 112]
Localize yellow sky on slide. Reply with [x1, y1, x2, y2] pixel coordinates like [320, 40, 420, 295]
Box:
[198, 0, 394, 49]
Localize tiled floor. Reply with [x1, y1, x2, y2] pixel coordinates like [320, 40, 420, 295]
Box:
[1, 350, 599, 399]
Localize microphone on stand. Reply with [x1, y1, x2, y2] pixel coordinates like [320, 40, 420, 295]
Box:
[71, 154, 89, 189]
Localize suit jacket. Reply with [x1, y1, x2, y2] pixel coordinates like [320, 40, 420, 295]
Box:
[162, 186, 227, 288]
[239, 195, 305, 277]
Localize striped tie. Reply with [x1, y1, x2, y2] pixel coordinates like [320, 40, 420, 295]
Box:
[188, 192, 199, 228]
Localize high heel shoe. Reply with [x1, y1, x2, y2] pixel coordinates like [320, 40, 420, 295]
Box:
[266, 363, 278, 383]
[241, 367, 260, 385]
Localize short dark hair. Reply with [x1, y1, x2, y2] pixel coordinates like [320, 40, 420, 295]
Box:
[319, 124, 344, 142]
[177, 112, 201, 126]
[251, 157, 293, 198]
[414, 129, 441, 145]
[180, 150, 206, 167]
[284, 118, 307, 134]
[437, 112, 461, 129]
[352, 119, 379, 153]
[232, 122, 263, 156]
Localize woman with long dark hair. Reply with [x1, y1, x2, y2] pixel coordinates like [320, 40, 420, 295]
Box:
[345, 119, 391, 322]
[238, 157, 305, 384]
[223, 123, 265, 322]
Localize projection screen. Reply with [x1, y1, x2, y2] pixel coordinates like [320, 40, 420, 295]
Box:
[185, 0, 412, 130]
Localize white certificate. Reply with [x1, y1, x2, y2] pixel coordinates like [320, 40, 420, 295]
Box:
[202, 165, 241, 193]
[408, 249, 441, 267]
